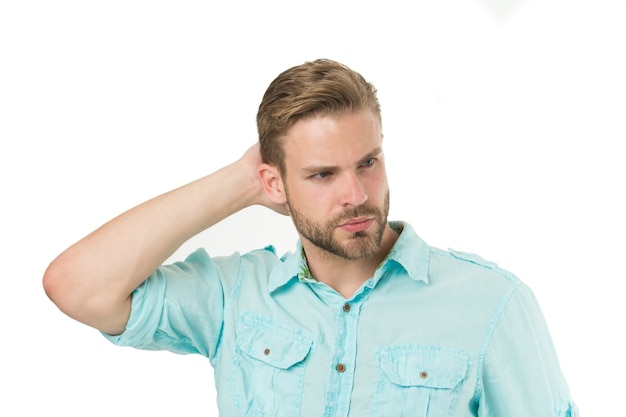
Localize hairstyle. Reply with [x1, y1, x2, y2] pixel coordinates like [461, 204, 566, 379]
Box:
[257, 59, 381, 175]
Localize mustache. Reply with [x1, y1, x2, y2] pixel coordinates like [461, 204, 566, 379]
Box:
[331, 205, 382, 225]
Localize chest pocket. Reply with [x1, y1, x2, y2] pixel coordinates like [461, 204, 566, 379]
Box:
[230, 315, 313, 417]
[371, 346, 470, 417]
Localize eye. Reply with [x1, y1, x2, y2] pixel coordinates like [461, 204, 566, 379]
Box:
[311, 171, 332, 180]
[361, 158, 376, 168]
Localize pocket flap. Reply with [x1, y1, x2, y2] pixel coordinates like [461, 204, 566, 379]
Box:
[236, 320, 312, 369]
[379, 346, 469, 389]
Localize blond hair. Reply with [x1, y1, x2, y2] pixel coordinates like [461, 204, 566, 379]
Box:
[257, 59, 381, 174]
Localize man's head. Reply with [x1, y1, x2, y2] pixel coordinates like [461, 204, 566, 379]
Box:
[257, 59, 381, 176]
[257, 60, 389, 262]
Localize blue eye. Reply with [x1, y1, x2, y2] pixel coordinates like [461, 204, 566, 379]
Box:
[313, 171, 332, 180]
[362, 158, 376, 167]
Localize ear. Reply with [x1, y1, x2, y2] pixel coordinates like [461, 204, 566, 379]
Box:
[258, 163, 287, 205]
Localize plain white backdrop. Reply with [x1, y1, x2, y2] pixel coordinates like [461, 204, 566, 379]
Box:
[1, 1, 624, 415]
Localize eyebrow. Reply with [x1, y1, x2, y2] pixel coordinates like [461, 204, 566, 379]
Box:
[300, 146, 383, 176]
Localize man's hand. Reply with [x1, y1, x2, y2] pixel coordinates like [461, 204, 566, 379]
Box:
[238, 142, 290, 216]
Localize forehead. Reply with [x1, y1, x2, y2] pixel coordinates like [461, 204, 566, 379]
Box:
[281, 110, 382, 167]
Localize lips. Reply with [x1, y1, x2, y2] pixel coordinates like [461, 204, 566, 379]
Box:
[338, 218, 374, 233]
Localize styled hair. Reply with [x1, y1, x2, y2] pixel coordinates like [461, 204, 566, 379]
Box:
[257, 59, 381, 174]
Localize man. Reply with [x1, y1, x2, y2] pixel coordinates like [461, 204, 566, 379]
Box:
[44, 59, 577, 416]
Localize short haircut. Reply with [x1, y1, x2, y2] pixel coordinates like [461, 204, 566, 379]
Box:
[257, 59, 381, 175]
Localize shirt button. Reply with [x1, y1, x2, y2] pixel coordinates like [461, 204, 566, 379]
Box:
[264, 348, 270, 356]
[420, 371, 429, 379]
[336, 363, 346, 373]
[342, 303, 351, 313]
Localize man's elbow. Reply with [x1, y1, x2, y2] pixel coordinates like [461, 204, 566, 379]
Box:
[43, 256, 74, 313]
[43, 253, 131, 335]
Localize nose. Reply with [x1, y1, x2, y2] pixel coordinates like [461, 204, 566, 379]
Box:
[340, 172, 368, 207]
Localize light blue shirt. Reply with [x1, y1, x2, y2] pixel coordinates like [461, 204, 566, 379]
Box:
[105, 221, 577, 416]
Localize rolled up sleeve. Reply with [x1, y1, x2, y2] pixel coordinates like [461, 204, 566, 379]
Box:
[103, 248, 236, 360]
[478, 283, 578, 416]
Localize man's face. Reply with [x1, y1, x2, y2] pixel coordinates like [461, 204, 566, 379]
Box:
[280, 110, 390, 261]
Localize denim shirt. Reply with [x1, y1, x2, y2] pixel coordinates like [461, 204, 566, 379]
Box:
[104, 221, 577, 417]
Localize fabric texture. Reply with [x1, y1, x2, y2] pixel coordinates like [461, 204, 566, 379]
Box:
[104, 221, 577, 417]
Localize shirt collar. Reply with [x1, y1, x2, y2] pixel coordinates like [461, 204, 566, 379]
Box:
[268, 241, 307, 293]
[382, 221, 430, 284]
[268, 221, 430, 294]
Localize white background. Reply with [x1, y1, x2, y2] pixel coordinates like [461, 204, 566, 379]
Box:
[1, 1, 624, 415]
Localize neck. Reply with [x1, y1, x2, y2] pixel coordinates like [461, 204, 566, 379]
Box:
[302, 224, 399, 298]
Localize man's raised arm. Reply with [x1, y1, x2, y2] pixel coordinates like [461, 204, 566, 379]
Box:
[43, 143, 284, 336]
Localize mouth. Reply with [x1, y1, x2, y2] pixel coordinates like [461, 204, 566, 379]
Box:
[338, 217, 374, 233]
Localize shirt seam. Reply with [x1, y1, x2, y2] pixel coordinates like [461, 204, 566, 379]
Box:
[472, 281, 520, 408]
[210, 256, 241, 367]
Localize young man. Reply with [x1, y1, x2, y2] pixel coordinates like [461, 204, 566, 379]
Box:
[44, 59, 577, 416]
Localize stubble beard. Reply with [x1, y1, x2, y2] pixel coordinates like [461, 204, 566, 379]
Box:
[287, 191, 390, 261]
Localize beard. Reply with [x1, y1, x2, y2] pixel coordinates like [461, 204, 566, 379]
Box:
[286, 190, 390, 261]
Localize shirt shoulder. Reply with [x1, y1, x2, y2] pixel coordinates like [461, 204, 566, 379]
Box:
[238, 245, 281, 264]
[427, 246, 522, 295]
